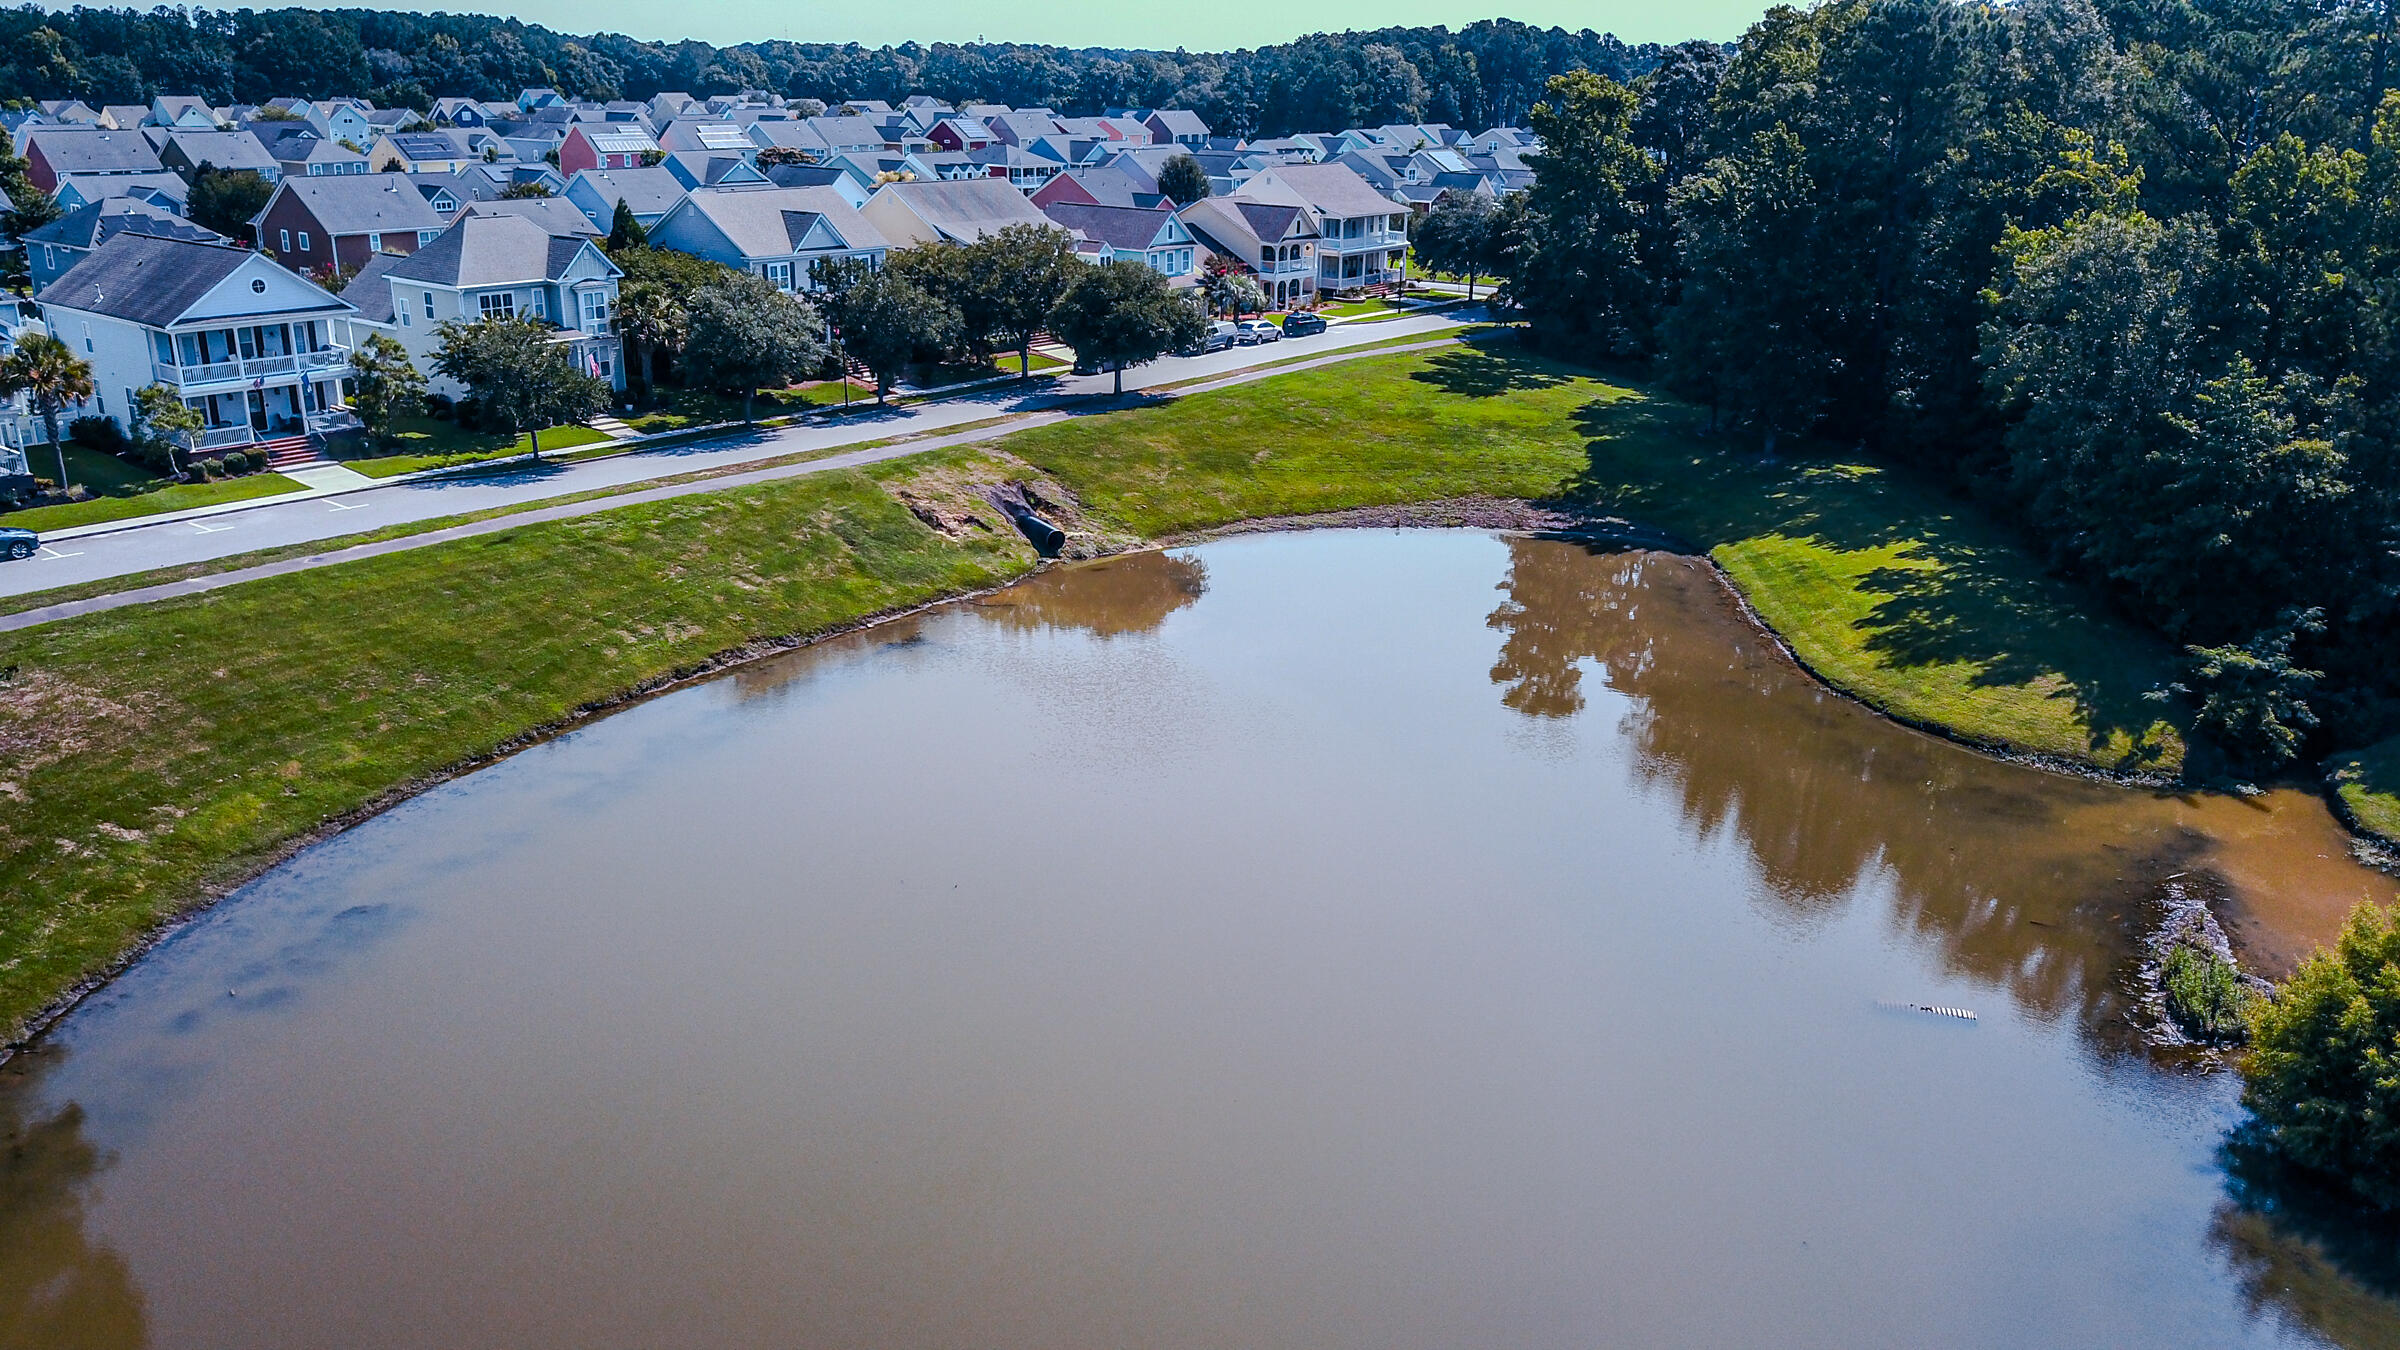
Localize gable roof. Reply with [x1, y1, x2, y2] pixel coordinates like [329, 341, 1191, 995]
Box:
[158, 128, 278, 174]
[268, 175, 450, 235]
[384, 131, 472, 162]
[43, 233, 346, 326]
[386, 212, 617, 288]
[340, 251, 407, 325]
[571, 124, 660, 155]
[1148, 109, 1210, 137]
[566, 166, 689, 219]
[874, 178, 1055, 243]
[1237, 163, 1402, 219]
[1038, 200, 1180, 252]
[667, 184, 889, 258]
[28, 128, 164, 176]
[22, 197, 225, 250]
[463, 196, 604, 238]
[52, 170, 191, 209]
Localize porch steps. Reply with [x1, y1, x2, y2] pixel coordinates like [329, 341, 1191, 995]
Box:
[586, 414, 639, 441]
[258, 435, 324, 470]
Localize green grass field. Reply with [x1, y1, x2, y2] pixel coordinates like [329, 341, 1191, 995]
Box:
[2329, 739, 2400, 845]
[1, 472, 306, 531]
[0, 342, 2194, 1043]
[337, 418, 611, 477]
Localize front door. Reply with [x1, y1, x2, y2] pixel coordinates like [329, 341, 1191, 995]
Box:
[247, 388, 268, 431]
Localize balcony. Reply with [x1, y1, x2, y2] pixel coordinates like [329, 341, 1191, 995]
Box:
[153, 347, 350, 389]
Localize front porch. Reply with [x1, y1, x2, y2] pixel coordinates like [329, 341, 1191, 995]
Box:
[185, 378, 353, 460]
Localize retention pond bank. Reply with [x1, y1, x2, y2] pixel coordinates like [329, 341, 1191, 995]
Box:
[3, 530, 2394, 1347]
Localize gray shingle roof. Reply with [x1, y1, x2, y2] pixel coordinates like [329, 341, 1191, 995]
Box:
[463, 196, 602, 237]
[1239, 163, 1402, 219]
[161, 129, 278, 173]
[22, 197, 226, 249]
[674, 184, 887, 257]
[43, 233, 338, 326]
[1037, 201, 1177, 252]
[28, 128, 164, 175]
[339, 252, 406, 325]
[569, 166, 689, 217]
[385, 212, 605, 287]
[877, 178, 1055, 242]
[273, 175, 450, 235]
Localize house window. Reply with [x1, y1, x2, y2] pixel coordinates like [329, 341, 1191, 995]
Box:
[419, 229, 438, 245]
[527, 290, 546, 320]
[579, 289, 610, 333]
[81, 322, 92, 354]
[479, 291, 515, 319]
[765, 260, 792, 290]
[367, 232, 381, 251]
[279, 228, 291, 251]
[298, 230, 312, 252]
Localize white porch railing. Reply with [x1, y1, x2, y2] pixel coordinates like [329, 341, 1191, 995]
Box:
[298, 348, 350, 372]
[195, 425, 256, 451]
[156, 358, 242, 385]
[153, 347, 349, 387]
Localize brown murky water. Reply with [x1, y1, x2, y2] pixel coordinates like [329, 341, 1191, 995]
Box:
[3, 531, 2396, 1349]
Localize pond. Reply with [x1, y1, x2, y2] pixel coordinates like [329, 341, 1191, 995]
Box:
[3, 530, 2396, 1348]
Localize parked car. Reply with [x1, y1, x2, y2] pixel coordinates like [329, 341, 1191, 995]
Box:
[1281, 311, 1328, 337]
[1176, 322, 1238, 356]
[1071, 353, 1121, 376]
[1235, 319, 1283, 345]
[1, 526, 38, 561]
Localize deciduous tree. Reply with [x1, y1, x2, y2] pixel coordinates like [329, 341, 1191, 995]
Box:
[1049, 260, 1208, 394]
[680, 272, 826, 423]
[344, 333, 425, 454]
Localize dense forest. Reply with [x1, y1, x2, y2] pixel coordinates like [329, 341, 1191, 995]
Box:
[1500, 0, 2400, 774]
[0, 7, 1657, 135]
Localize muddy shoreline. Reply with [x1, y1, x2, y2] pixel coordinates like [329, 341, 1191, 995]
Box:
[4, 498, 2387, 1066]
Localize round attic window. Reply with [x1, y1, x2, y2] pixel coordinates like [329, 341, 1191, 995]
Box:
[252, 278, 268, 293]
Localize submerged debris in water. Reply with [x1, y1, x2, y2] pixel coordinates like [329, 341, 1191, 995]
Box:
[2138, 872, 2268, 1049]
[1876, 999, 1979, 1021]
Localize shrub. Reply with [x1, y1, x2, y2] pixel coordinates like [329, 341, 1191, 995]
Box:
[68, 415, 129, 453]
[221, 450, 249, 475]
[199, 457, 224, 479]
[2242, 901, 2400, 1211]
[2161, 942, 2252, 1043]
[425, 392, 456, 417]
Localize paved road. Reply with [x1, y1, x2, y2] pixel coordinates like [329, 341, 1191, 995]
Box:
[1, 309, 1479, 600]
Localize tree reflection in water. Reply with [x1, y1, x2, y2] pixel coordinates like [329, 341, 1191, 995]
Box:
[971, 551, 1208, 639]
[1484, 534, 2400, 1347]
[0, 1063, 146, 1350]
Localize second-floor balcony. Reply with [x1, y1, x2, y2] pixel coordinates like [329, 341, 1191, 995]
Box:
[1319, 228, 1406, 253]
[154, 346, 350, 389]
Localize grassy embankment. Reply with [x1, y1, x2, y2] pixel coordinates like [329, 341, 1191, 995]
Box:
[2329, 739, 2400, 845]
[0, 343, 2186, 1043]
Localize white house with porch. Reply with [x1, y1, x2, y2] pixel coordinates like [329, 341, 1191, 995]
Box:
[1229, 163, 1410, 292]
[373, 212, 625, 399]
[37, 233, 357, 464]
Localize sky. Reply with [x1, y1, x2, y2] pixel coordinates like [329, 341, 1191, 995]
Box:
[269, 0, 1775, 53]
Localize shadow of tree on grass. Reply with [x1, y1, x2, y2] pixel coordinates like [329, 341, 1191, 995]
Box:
[1406, 346, 1572, 398]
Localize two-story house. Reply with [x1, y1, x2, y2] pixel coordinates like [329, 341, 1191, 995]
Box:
[1177, 196, 1321, 308]
[305, 100, 376, 149]
[22, 128, 165, 193]
[565, 166, 691, 234]
[1037, 202, 1197, 283]
[51, 170, 189, 216]
[40, 233, 358, 459]
[860, 178, 1061, 247]
[645, 185, 889, 292]
[558, 124, 661, 176]
[151, 128, 281, 183]
[1145, 110, 1211, 150]
[254, 175, 453, 274]
[149, 95, 222, 130]
[376, 212, 625, 397]
[369, 131, 478, 174]
[1230, 163, 1408, 291]
[255, 124, 371, 178]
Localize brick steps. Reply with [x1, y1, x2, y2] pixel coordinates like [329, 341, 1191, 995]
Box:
[257, 435, 322, 470]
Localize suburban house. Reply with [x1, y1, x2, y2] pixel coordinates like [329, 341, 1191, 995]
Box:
[1037, 201, 1197, 282]
[150, 95, 222, 129]
[304, 100, 376, 148]
[40, 233, 358, 458]
[646, 184, 890, 291]
[1146, 109, 1210, 149]
[255, 125, 371, 178]
[35, 100, 101, 125]
[565, 166, 691, 233]
[663, 151, 769, 189]
[461, 196, 603, 238]
[22, 198, 227, 294]
[758, 161, 870, 208]
[369, 131, 480, 174]
[253, 174, 453, 273]
[23, 128, 165, 192]
[1230, 163, 1408, 290]
[558, 124, 661, 175]
[748, 121, 832, 162]
[52, 171, 190, 215]
[1178, 196, 1321, 308]
[432, 97, 492, 127]
[376, 212, 625, 397]
[657, 119, 757, 156]
[1031, 162, 1168, 210]
[96, 104, 150, 132]
[925, 117, 993, 152]
[804, 115, 894, 155]
[151, 128, 281, 181]
[860, 177, 1060, 246]
[986, 112, 1063, 146]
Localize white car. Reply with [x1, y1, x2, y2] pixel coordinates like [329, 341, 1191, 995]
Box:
[1235, 320, 1284, 345]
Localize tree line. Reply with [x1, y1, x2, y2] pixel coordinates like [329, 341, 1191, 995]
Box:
[0, 7, 1656, 136]
[1503, 0, 2400, 779]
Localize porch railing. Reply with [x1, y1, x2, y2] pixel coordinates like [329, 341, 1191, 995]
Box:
[194, 425, 256, 451]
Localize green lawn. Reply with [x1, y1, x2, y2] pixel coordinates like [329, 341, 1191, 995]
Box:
[1321, 299, 1403, 319]
[29, 443, 155, 495]
[336, 417, 611, 477]
[0, 473, 306, 531]
[0, 457, 1042, 1042]
[0, 343, 2195, 1044]
[2329, 738, 2400, 845]
[1006, 344, 2186, 774]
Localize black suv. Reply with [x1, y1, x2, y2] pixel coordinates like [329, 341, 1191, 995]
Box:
[1281, 311, 1328, 337]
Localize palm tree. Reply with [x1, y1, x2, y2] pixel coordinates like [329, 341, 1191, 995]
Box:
[0, 333, 96, 488]
[612, 281, 686, 403]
